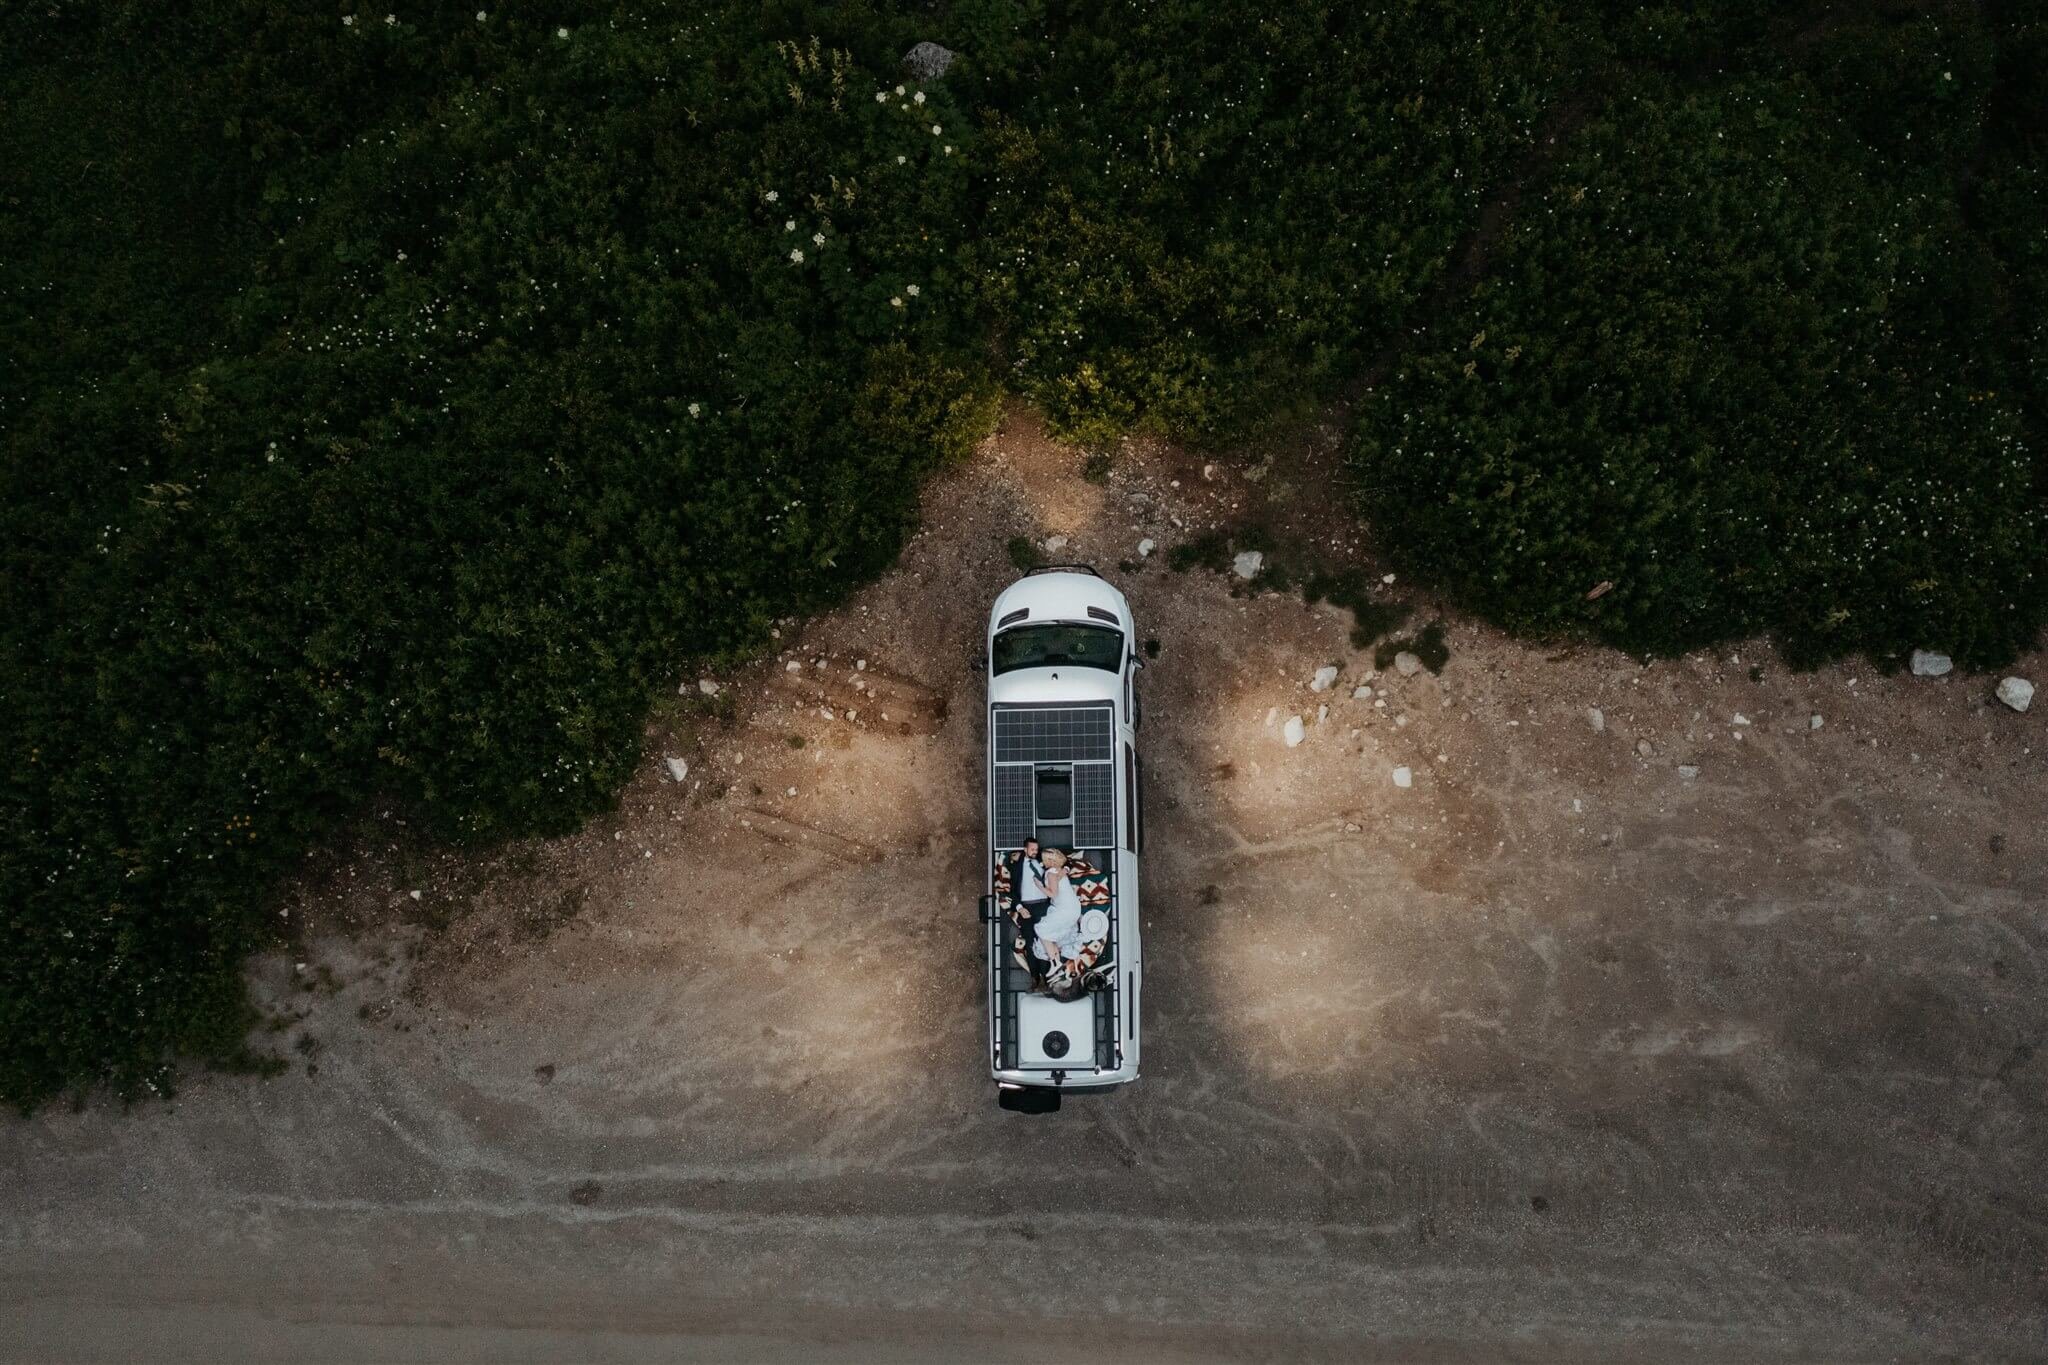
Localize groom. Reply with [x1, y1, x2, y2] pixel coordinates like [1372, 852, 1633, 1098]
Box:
[1008, 837, 1051, 982]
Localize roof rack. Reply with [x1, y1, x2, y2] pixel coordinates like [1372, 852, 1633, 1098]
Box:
[1023, 563, 1100, 578]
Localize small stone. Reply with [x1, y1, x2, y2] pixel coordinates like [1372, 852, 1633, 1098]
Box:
[1910, 649, 1953, 677]
[1394, 651, 1422, 677]
[902, 40, 954, 80]
[663, 757, 689, 783]
[1394, 715, 1410, 728]
[1586, 707, 1604, 733]
[1381, 573, 1396, 585]
[786, 660, 802, 672]
[1352, 685, 1372, 700]
[1137, 538, 1156, 558]
[1391, 766, 1413, 788]
[1282, 715, 1306, 747]
[856, 659, 867, 671]
[1677, 765, 1700, 780]
[1310, 665, 1339, 692]
[1344, 822, 1361, 833]
[409, 890, 421, 901]
[818, 707, 834, 720]
[1044, 535, 1068, 553]
[1732, 713, 1750, 726]
[786, 786, 797, 797]
[698, 678, 719, 695]
[1996, 676, 2034, 712]
[848, 709, 858, 721]
[1202, 463, 1216, 481]
[1232, 549, 1265, 580]
[1636, 739, 1654, 757]
[1316, 704, 1329, 725]
[1810, 714, 1824, 730]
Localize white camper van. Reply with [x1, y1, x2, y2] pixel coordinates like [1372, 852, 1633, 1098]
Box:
[979, 565, 1143, 1113]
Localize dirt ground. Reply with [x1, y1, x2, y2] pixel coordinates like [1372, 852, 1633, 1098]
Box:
[5, 406, 2045, 1362]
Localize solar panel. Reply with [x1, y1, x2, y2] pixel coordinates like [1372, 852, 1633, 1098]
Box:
[995, 706, 1113, 764]
[1072, 762, 1116, 848]
[992, 764, 1037, 849]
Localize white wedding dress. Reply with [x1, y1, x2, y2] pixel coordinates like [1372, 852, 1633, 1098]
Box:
[1032, 872, 1086, 962]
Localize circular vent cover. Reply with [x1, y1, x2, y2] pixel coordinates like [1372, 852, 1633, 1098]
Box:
[1042, 1030, 1070, 1059]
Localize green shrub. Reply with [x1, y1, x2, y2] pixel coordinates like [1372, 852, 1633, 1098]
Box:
[1350, 69, 2044, 669]
[968, 0, 1592, 445]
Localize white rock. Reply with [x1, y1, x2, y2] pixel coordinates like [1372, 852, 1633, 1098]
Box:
[1352, 685, 1373, 700]
[848, 709, 858, 721]
[408, 890, 421, 901]
[1910, 649, 1953, 677]
[1637, 739, 1654, 757]
[1810, 714, 1824, 730]
[1310, 665, 1339, 692]
[1391, 766, 1413, 788]
[698, 678, 719, 695]
[1137, 538, 1156, 558]
[1044, 535, 1068, 553]
[1264, 706, 1278, 728]
[1344, 821, 1361, 834]
[818, 707, 834, 720]
[1996, 676, 2034, 712]
[1394, 651, 1423, 677]
[1677, 765, 1700, 780]
[663, 757, 689, 783]
[1381, 573, 1396, 585]
[1232, 549, 1265, 580]
[1732, 713, 1750, 726]
[1394, 715, 1410, 728]
[785, 786, 797, 797]
[1202, 463, 1216, 481]
[1282, 715, 1306, 747]
[1316, 704, 1329, 725]
[856, 658, 867, 670]
[902, 40, 955, 80]
[786, 660, 802, 672]
[1586, 707, 1605, 733]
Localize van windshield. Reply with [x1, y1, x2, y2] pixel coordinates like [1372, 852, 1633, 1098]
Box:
[992, 623, 1123, 675]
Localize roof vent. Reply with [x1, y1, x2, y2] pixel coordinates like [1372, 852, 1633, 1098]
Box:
[1042, 1030, 1070, 1059]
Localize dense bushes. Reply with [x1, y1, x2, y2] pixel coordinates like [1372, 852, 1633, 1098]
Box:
[1351, 6, 2046, 666]
[2, 3, 994, 1103]
[5, 1, 2045, 1104]
[969, 0, 1589, 445]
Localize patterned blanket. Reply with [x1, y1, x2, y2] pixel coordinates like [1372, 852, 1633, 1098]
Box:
[993, 851, 1111, 996]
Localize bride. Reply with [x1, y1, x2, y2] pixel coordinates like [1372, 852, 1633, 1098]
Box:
[1031, 848, 1087, 969]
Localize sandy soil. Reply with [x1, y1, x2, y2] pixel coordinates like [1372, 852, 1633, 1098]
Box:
[4, 406, 2045, 1362]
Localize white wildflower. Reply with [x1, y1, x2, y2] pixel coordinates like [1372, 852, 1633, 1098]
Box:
[894, 84, 905, 96]
[943, 145, 953, 155]
[931, 124, 942, 135]
[913, 91, 926, 105]
[897, 155, 907, 165]
[556, 25, 568, 38]
[385, 13, 395, 24]
[764, 190, 779, 203]
[789, 248, 804, 264]
[890, 296, 904, 308]
[905, 283, 920, 297]
[688, 402, 701, 418]
[875, 90, 889, 103]
[476, 10, 486, 20]
[811, 232, 825, 246]
[784, 219, 796, 231]
[342, 14, 354, 24]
